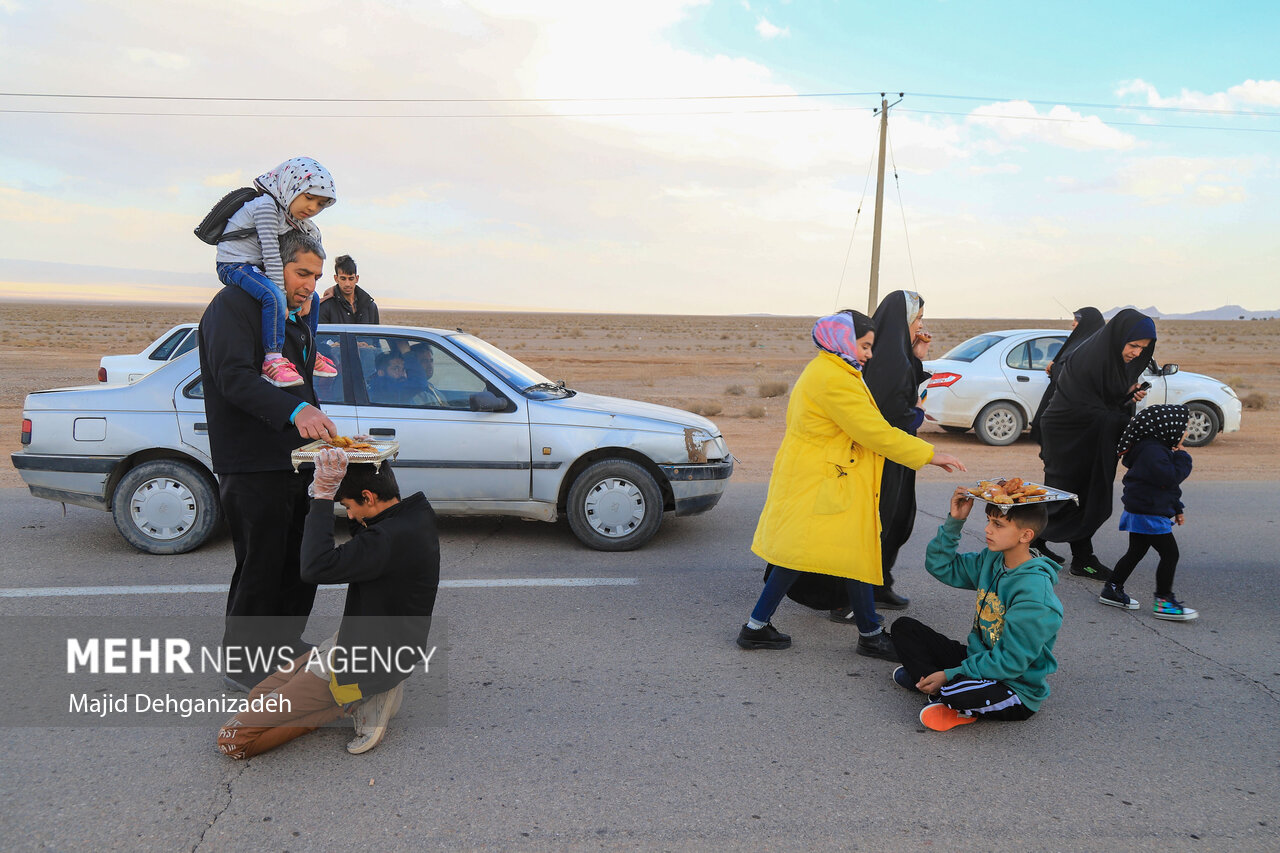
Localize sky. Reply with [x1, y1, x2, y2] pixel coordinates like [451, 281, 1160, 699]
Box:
[1, 0, 1277, 319]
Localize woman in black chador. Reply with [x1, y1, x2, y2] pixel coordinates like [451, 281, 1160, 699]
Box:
[1038, 308, 1156, 580]
[1030, 306, 1104, 447]
[858, 290, 931, 610]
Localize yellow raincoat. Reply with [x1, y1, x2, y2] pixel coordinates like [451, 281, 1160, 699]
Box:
[751, 351, 934, 582]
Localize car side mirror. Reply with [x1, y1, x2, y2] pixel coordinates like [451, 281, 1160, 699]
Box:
[470, 390, 507, 412]
[1161, 363, 1180, 376]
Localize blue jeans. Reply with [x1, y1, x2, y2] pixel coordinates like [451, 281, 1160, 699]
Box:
[751, 565, 881, 633]
[217, 262, 318, 353]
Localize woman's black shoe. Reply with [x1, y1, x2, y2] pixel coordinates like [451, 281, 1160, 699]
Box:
[736, 622, 792, 650]
[874, 586, 910, 609]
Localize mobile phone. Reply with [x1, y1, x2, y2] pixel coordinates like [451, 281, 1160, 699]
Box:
[1130, 380, 1151, 399]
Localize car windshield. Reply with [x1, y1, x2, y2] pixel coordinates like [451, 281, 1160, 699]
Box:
[449, 333, 571, 397]
[941, 333, 1006, 363]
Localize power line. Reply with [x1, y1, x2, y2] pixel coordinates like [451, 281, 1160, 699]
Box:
[898, 107, 1280, 134]
[2, 88, 1277, 117]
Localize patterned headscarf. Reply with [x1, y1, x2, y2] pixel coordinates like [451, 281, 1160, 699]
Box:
[1117, 404, 1189, 457]
[812, 311, 874, 370]
[902, 291, 923, 326]
[254, 156, 336, 232]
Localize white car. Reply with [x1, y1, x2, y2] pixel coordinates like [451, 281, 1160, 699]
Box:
[98, 323, 200, 384]
[16, 324, 734, 554]
[923, 328, 1242, 447]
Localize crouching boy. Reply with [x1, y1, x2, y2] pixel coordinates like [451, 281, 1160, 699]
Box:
[889, 486, 1063, 732]
[218, 449, 440, 758]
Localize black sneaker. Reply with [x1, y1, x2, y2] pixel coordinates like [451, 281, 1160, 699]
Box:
[1099, 582, 1139, 610]
[856, 631, 900, 662]
[873, 586, 910, 609]
[828, 608, 858, 625]
[892, 665, 916, 691]
[1032, 538, 1065, 564]
[1069, 555, 1112, 581]
[737, 622, 792, 650]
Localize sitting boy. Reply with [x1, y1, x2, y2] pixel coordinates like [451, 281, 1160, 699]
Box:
[889, 486, 1063, 732]
[217, 450, 440, 758]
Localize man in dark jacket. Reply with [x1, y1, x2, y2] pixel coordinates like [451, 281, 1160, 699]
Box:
[199, 231, 338, 690]
[217, 455, 440, 758]
[317, 254, 380, 324]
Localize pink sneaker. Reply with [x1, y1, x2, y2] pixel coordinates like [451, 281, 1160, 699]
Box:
[919, 702, 976, 732]
[262, 357, 304, 388]
[314, 352, 339, 378]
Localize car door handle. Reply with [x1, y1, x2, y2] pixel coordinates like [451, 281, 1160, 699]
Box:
[195, 422, 208, 433]
[369, 428, 396, 437]
[1015, 375, 1030, 382]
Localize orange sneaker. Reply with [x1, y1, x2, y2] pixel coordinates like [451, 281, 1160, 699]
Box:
[262, 356, 304, 387]
[919, 702, 976, 732]
[314, 352, 339, 378]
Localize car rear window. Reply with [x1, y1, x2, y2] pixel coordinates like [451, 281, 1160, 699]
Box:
[150, 329, 193, 361]
[941, 334, 1004, 363]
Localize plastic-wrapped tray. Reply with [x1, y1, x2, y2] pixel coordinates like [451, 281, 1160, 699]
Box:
[964, 477, 1077, 511]
[291, 439, 399, 472]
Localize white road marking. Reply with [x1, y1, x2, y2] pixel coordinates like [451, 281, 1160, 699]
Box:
[0, 577, 639, 598]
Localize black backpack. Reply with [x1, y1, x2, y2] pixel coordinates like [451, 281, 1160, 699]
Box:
[194, 186, 266, 244]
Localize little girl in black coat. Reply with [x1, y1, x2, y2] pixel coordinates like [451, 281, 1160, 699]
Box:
[1099, 404, 1197, 620]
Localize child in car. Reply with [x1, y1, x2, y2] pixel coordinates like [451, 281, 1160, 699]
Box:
[214, 156, 339, 387]
[890, 488, 1063, 732]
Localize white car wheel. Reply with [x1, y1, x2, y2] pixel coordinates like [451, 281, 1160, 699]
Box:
[566, 459, 663, 551]
[112, 460, 221, 555]
[975, 402, 1025, 446]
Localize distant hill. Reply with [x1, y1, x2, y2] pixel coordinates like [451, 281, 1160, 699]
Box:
[1104, 304, 1280, 321]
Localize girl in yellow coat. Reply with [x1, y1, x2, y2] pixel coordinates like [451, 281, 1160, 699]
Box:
[738, 311, 966, 652]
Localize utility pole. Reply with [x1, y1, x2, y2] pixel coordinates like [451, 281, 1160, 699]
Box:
[867, 94, 890, 315]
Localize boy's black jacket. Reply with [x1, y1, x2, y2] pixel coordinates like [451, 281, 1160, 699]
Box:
[301, 492, 440, 699]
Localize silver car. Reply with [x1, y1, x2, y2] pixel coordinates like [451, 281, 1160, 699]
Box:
[923, 328, 1242, 447]
[13, 324, 734, 555]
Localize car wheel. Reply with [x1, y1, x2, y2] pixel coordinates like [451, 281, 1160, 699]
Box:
[111, 459, 221, 555]
[941, 425, 969, 434]
[566, 459, 663, 551]
[975, 402, 1025, 446]
[1182, 402, 1220, 447]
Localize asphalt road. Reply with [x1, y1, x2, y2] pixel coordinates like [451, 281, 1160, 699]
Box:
[0, 481, 1276, 852]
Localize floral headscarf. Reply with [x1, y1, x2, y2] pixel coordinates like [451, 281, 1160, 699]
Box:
[254, 156, 336, 231]
[812, 311, 874, 370]
[1117, 404, 1189, 458]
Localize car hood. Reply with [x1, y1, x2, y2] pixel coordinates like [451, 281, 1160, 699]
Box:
[529, 391, 720, 434]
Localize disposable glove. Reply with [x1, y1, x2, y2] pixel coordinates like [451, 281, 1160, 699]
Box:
[309, 446, 349, 499]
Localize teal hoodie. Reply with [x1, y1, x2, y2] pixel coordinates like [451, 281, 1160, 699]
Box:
[924, 515, 1064, 711]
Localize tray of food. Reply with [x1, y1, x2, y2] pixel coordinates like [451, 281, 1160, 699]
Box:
[964, 476, 1077, 509]
[290, 436, 400, 472]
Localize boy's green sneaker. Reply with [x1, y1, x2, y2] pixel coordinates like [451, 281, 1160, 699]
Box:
[1153, 595, 1198, 621]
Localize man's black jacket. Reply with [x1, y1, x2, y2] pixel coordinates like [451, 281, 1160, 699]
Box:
[198, 285, 318, 474]
[318, 285, 380, 325]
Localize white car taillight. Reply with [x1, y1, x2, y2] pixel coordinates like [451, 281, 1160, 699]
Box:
[927, 372, 962, 388]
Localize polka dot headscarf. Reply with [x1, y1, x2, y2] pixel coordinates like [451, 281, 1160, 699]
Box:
[253, 156, 336, 231]
[1117, 403, 1189, 457]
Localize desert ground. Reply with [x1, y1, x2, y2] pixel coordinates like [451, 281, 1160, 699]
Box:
[2, 300, 1275, 491]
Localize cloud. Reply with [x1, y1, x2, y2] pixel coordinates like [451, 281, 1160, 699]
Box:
[1109, 155, 1257, 206]
[755, 16, 788, 39]
[967, 100, 1136, 151]
[1228, 79, 1280, 106]
[125, 48, 190, 71]
[1118, 77, 1280, 110]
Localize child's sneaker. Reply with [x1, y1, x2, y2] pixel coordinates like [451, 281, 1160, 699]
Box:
[1099, 582, 1139, 610]
[1153, 594, 1199, 621]
[892, 665, 915, 691]
[919, 702, 976, 732]
[262, 356, 304, 388]
[1069, 555, 1112, 581]
[736, 622, 791, 650]
[314, 352, 339, 378]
